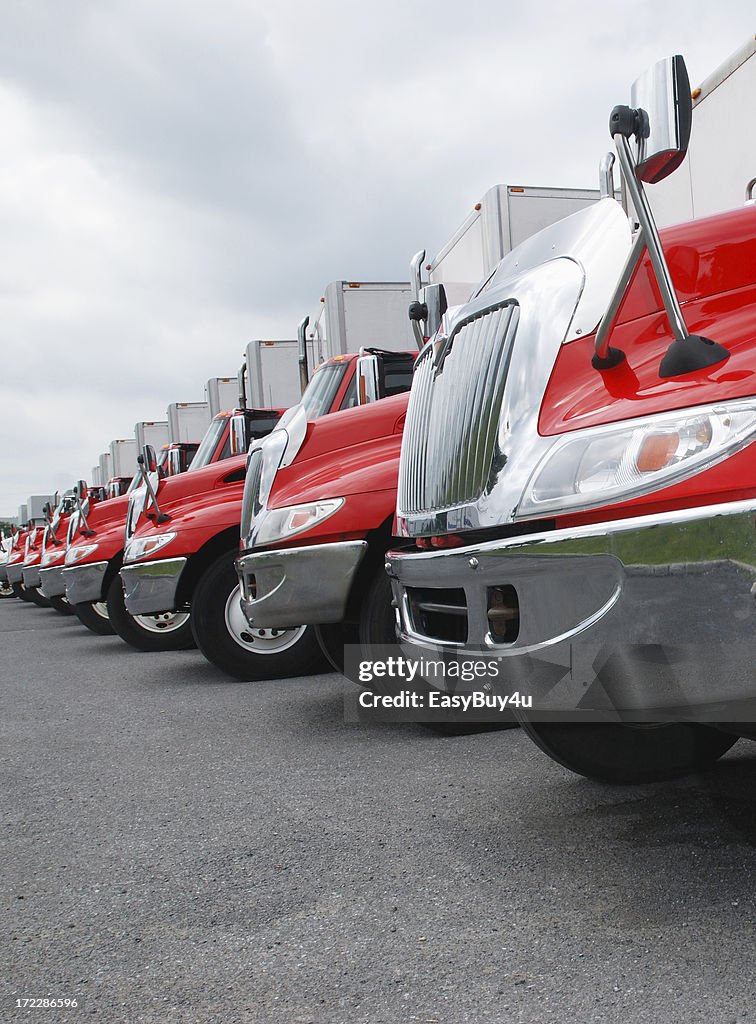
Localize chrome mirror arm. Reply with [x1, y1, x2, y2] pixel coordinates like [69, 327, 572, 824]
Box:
[408, 250, 427, 349]
[136, 455, 170, 525]
[594, 121, 729, 377]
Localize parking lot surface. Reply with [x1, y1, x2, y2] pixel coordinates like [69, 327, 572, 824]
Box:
[3, 598, 756, 1023]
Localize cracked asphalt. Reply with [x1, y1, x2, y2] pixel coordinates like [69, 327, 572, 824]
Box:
[3, 597, 756, 1023]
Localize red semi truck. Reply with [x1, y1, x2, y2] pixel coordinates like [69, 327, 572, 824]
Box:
[372, 54, 756, 783]
[119, 348, 416, 674]
[26, 494, 78, 614]
[63, 397, 283, 642]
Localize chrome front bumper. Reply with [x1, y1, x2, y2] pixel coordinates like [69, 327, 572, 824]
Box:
[120, 557, 188, 615]
[6, 561, 24, 585]
[0, 564, 8, 584]
[62, 561, 109, 605]
[22, 565, 42, 589]
[387, 499, 756, 717]
[236, 541, 368, 628]
[39, 566, 66, 599]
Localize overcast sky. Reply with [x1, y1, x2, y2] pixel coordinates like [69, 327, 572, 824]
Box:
[0, 0, 752, 517]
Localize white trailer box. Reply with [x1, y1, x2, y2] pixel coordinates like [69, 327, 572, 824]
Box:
[109, 439, 138, 479]
[245, 340, 310, 410]
[309, 281, 417, 361]
[647, 38, 756, 226]
[26, 495, 56, 523]
[17, 503, 28, 526]
[206, 377, 241, 417]
[98, 453, 112, 485]
[134, 421, 170, 452]
[429, 184, 601, 305]
[166, 402, 212, 444]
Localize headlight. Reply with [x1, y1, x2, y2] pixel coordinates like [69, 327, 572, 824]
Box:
[517, 399, 756, 518]
[254, 499, 344, 547]
[65, 543, 99, 566]
[41, 548, 65, 567]
[124, 532, 176, 563]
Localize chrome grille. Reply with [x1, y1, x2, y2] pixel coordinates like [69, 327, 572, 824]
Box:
[398, 301, 519, 516]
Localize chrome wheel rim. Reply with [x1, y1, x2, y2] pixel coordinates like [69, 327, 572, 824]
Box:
[224, 584, 306, 654]
[0, 581, 14, 597]
[93, 602, 110, 620]
[133, 610, 191, 634]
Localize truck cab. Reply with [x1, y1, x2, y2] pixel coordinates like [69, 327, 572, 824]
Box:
[118, 349, 416, 672]
[383, 54, 756, 783]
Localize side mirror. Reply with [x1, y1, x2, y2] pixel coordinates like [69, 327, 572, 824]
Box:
[74, 480, 88, 502]
[43, 501, 52, 523]
[615, 54, 692, 184]
[229, 414, 248, 456]
[356, 353, 381, 405]
[139, 444, 158, 474]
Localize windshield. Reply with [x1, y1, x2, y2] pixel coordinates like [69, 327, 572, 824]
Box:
[301, 361, 349, 421]
[188, 414, 228, 472]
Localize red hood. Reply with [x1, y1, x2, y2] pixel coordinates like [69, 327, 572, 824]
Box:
[269, 393, 408, 508]
[541, 204, 756, 435]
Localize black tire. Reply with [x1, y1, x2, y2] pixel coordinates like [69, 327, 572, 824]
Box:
[315, 622, 360, 673]
[72, 600, 117, 636]
[49, 595, 75, 616]
[106, 576, 196, 652]
[13, 582, 33, 601]
[26, 586, 51, 608]
[520, 720, 738, 784]
[191, 549, 328, 681]
[358, 568, 516, 735]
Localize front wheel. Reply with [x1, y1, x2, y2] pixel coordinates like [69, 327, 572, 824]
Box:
[191, 550, 328, 681]
[0, 579, 15, 599]
[26, 586, 51, 608]
[49, 595, 75, 616]
[106, 576, 196, 652]
[520, 720, 738, 784]
[72, 600, 116, 636]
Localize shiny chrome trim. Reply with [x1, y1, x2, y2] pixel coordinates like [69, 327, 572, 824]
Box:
[62, 561, 109, 605]
[388, 500, 756, 689]
[22, 566, 42, 590]
[397, 200, 632, 537]
[119, 557, 188, 615]
[599, 152, 615, 198]
[236, 540, 368, 628]
[39, 566, 66, 599]
[6, 562, 24, 585]
[298, 315, 310, 394]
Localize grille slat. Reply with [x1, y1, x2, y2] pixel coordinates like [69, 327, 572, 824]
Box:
[398, 302, 519, 517]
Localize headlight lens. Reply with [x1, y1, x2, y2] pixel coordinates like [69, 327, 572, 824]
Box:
[124, 532, 177, 563]
[65, 543, 99, 566]
[254, 499, 344, 547]
[41, 548, 65, 567]
[518, 400, 756, 518]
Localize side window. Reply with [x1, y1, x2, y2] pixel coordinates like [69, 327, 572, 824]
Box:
[339, 373, 359, 410]
[218, 435, 232, 461]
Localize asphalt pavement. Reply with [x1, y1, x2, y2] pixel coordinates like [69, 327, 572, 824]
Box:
[3, 597, 756, 1024]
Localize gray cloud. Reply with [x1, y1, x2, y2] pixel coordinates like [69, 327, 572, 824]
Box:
[0, 0, 753, 513]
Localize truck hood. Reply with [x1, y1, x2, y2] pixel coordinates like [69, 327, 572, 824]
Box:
[269, 393, 408, 507]
[540, 204, 756, 434]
